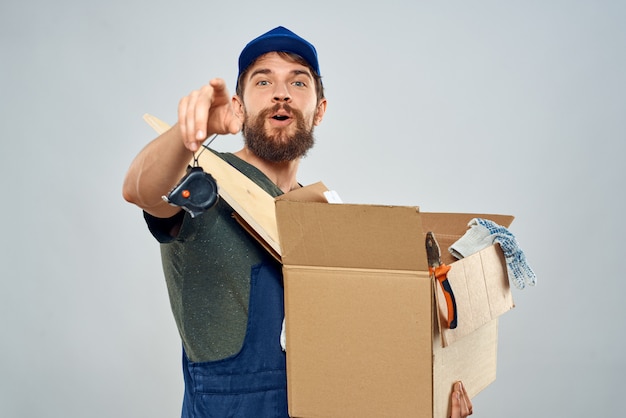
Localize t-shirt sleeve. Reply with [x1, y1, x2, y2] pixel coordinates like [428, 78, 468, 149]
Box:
[143, 210, 185, 243]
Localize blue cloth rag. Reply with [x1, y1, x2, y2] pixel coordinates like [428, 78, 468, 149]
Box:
[449, 218, 536, 290]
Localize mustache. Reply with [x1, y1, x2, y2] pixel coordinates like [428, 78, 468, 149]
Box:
[242, 102, 305, 130]
[263, 102, 295, 117]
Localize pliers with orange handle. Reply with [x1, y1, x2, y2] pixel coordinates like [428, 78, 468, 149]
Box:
[426, 231, 458, 329]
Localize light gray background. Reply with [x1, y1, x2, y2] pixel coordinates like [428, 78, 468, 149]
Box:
[2, 0, 624, 416]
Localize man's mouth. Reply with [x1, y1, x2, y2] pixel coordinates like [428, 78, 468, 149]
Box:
[268, 103, 294, 122]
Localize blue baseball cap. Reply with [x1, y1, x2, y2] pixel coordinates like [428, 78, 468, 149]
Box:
[237, 26, 321, 87]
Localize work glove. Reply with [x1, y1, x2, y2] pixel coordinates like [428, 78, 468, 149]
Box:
[449, 218, 536, 290]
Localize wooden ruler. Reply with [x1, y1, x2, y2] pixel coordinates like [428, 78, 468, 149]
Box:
[142, 114, 281, 257]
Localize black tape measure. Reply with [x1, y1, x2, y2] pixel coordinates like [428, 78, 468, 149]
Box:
[163, 166, 219, 218]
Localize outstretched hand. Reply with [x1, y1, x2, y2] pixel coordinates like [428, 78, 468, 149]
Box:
[450, 381, 473, 418]
[178, 78, 242, 152]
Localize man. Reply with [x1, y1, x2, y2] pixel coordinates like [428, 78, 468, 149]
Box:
[123, 26, 472, 417]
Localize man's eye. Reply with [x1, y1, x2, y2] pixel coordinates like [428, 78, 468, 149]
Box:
[293, 81, 306, 87]
[257, 80, 270, 86]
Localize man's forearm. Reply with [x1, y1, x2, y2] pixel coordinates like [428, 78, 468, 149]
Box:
[122, 123, 191, 218]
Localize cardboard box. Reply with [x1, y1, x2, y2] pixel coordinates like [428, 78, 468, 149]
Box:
[276, 183, 514, 418]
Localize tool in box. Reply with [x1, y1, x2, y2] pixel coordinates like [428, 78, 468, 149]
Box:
[426, 231, 458, 329]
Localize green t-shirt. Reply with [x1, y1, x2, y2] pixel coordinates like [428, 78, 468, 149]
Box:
[145, 150, 284, 362]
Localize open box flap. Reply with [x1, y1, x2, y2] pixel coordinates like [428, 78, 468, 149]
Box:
[436, 243, 514, 347]
[231, 183, 331, 263]
[276, 187, 516, 273]
[418, 212, 515, 346]
[421, 212, 515, 265]
[276, 181, 329, 203]
[276, 200, 428, 270]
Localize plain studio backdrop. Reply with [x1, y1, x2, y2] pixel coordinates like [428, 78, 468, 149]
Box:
[1, 1, 624, 417]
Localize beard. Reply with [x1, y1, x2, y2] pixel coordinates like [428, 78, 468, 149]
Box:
[242, 103, 315, 163]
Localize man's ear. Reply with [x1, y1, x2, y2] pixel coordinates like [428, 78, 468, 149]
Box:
[314, 98, 328, 126]
[232, 95, 244, 121]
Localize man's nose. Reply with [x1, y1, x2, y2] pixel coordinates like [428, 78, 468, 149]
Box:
[272, 84, 291, 102]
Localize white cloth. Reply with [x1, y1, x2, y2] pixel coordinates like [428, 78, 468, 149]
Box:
[280, 318, 286, 351]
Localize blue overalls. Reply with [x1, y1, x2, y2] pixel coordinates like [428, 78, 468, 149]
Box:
[181, 261, 289, 418]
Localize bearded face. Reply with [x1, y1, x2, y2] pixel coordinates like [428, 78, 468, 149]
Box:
[241, 102, 316, 163]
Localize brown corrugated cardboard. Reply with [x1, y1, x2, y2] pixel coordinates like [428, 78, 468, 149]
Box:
[276, 183, 514, 418]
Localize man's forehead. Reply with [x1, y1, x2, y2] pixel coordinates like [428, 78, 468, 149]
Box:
[247, 52, 313, 76]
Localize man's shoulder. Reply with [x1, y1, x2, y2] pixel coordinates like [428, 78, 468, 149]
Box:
[205, 148, 283, 197]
